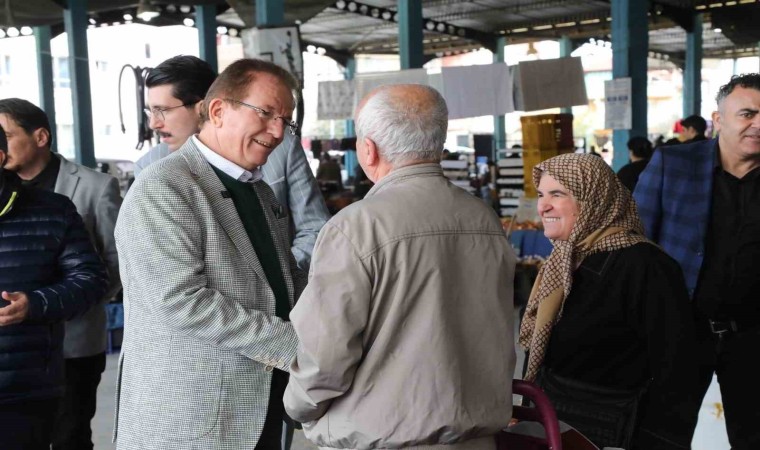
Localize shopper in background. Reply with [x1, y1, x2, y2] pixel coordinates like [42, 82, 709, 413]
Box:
[0, 124, 108, 450]
[522, 153, 700, 450]
[634, 73, 760, 449]
[135, 55, 329, 272]
[679, 114, 708, 143]
[284, 84, 517, 450]
[616, 136, 654, 192]
[0, 98, 122, 450]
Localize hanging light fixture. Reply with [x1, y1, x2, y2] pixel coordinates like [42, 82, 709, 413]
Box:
[137, 0, 160, 21]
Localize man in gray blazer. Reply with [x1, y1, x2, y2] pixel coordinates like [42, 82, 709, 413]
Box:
[135, 55, 329, 271]
[115, 58, 305, 449]
[0, 98, 122, 450]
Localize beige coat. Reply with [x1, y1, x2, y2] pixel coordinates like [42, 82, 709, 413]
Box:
[284, 163, 516, 449]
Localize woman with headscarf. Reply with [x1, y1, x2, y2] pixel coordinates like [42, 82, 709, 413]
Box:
[519, 154, 701, 450]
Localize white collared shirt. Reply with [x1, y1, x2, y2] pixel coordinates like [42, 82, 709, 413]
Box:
[192, 135, 263, 183]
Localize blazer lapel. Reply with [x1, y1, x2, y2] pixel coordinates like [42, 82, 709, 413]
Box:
[178, 141, 271, 286]
[53, 154, 80, 198]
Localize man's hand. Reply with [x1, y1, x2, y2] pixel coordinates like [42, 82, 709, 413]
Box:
[0, 291, 30, 326]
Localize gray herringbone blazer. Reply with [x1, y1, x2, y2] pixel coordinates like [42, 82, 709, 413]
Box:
[113, 139, 305, 449]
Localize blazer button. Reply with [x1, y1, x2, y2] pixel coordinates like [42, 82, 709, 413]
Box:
[265, 365, 274, 372]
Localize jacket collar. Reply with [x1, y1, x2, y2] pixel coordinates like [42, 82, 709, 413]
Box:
[365, 162, 443, 198]
[53, 153, 80, 199]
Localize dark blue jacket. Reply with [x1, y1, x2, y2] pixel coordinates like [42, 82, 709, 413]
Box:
[633, 138, 716, 298]
[0, 171, 108, 404]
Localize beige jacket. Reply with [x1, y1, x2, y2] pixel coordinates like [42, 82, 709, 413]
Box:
[284, 163, 516, 449]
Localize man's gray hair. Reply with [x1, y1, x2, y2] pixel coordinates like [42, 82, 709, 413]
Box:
[356, 84, 448, 165]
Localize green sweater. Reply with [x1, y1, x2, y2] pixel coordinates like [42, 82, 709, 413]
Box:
[212, 166, 290, 321]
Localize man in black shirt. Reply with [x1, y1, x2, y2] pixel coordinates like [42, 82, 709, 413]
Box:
[616, 136, 653, 192]
[634, 73, 760, 449]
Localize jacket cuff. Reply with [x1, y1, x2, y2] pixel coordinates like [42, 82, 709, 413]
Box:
[25, 291, 46, 323]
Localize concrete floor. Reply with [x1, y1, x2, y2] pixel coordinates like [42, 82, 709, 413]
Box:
[94, 338, 729, 450]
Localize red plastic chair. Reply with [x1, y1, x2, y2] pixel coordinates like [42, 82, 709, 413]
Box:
[497, 379, 563, 450]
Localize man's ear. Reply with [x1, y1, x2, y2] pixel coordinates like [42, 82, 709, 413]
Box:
[34, 128, 50, 149]
[0, 151, 6, 167]
[207, 98, 225, 127]
[364, 138, 379, 167]
[711, 110, 721, 133]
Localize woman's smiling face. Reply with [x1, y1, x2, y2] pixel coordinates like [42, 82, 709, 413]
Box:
[537, 173, 580, 241]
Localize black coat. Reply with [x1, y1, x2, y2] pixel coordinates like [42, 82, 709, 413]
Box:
[0, 171, 108, 404]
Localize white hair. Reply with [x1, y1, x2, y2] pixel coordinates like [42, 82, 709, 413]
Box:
[355, 84, 448, 166]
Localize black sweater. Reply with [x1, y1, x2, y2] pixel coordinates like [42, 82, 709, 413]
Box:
[544, 243, 701, 449]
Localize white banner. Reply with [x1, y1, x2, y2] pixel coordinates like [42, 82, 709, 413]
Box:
[317, 79, 355, 120]
[241, 26, 303, 83]
[441, 63, 514, 120]
[604, 77, 632, 130]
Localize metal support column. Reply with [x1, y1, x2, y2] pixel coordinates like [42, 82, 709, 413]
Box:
[611, 0, 648, 171]
[398, 0, 423, 69]
[196, 4, 218, 73]
[559, 36, 573, 115]
[683, 13, 702, 117]
[256, 0, 284, 26]
[345, 57, 356, 137]
[34, 26, 57, 153]
[492, 36, 506, 160]
[64, 0, 96, 167]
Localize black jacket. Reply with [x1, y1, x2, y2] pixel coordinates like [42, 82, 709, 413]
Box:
[0, 170, 108, 404]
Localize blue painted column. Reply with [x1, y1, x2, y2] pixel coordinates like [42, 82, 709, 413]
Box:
[34, 26, 57, 153]
[345, 57, 356, 137]
[256, 0, 284, 25]
[344, 57, 357, 179]
[398, 0, 423, 69]
[611, 0, 648, 171]
[196, 4, 218, 73]
[559, 36, 573, 115]
[683, 13, 702, 117]
[64, 0, 96, 168]
[492, 36, 506, 160]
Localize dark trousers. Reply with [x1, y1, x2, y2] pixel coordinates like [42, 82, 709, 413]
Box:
[693, 319, 760, 450]
[52, 352, 106, 450]
[0, 397, 58, 450]
[255, 369, 288, 450]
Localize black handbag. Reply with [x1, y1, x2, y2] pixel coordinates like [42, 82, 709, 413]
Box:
[536, 368, 648, 449]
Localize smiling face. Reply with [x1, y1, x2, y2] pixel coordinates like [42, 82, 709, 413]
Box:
[537, 173, 580, 241]
[209, 73, 294, 171]
[714, 86, 760, 162]
[146, 84, 201, 151]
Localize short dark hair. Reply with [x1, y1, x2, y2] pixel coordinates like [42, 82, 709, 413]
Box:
[146, 55, 217, 105]
[201, 58, 299, 123]
[0, 124, 6, 153]
[680, 114, 707, 135]
[0, 98, 52, 149]
[626, 136, 653, 159]
[716, 73, 760, 106]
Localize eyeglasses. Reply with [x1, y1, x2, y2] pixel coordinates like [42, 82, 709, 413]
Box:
[143, 103, 192, 122]
[224, 98, 298, 136]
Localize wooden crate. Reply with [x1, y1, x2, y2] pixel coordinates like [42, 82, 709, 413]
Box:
[522, 147, 574, 197]
[520, 113, 574, 150]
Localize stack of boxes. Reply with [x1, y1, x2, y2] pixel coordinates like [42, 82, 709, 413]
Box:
[520, 113, 574, 197]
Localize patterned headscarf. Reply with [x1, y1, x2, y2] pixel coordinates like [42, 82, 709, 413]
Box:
[519, 153, 648, 381]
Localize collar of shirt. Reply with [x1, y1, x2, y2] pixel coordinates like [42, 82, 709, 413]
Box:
[192, 135, 262, 183]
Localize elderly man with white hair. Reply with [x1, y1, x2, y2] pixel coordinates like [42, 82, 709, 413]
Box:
[283, 84, 517, 450]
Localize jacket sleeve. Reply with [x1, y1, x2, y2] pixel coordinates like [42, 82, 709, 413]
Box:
[26, 199, 109, 323]
[630, 250, 701, 450]
[284, 138, 330, 272]
[115, 176, 298, 371]
[94, 175, 123, 302]
[284, 222, 370, 423]
[633, 148, 665, 242]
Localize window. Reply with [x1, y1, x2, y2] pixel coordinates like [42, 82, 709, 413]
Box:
[55, 57, 70, 88]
